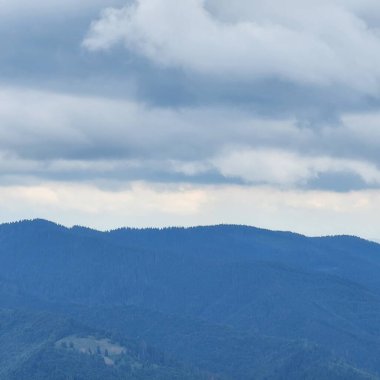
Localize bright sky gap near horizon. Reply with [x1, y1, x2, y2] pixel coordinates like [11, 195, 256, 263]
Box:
[1, 0, 380, 239]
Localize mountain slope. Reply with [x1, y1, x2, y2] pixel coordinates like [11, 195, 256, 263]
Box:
[0, 309, 209, 380]
[58, 304, 379, 380]
[1, 219, 380, 378]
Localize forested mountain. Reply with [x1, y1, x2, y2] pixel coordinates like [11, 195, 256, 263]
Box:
[0, 309, 208, 380]
[1, 219, 380, 379]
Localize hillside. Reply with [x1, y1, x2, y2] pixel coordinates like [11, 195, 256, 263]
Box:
[1, 219, 380, 378]
[0, 309, 209, 380]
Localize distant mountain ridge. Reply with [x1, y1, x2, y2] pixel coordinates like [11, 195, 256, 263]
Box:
[1, 219, 380, 379]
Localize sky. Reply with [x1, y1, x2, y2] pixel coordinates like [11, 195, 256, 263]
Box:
[1, 0, 380, 239]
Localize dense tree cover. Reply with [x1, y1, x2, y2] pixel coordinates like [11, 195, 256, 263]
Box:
[1, 219, 380, 378]
[55, 304, 377, 380]
[0, 310, 210, 380]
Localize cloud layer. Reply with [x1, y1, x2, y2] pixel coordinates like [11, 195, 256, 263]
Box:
[1, 86, 380, 192]
[84, 0, 380, 93]
[1, 0, 380, 237]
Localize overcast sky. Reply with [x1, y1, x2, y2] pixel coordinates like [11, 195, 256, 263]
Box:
[1, 0, 380, 239]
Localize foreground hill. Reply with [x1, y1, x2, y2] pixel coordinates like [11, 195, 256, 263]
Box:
[1, 219, 380, 378]
[0, 309, 208, 380]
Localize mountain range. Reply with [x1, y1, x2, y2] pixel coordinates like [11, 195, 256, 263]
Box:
[1, 219, 380, 379]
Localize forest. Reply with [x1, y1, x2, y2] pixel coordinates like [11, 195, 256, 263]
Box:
[1, 219, 380, 379]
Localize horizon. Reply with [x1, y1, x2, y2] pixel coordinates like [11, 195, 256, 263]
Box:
[2, 217, 379, 244]
[2, 3, 380, 377]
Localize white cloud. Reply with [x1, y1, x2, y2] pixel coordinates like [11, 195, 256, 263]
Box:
[213, 148, 380, 186]
[0, 182, 208, 226]
[0, 86, 298, 165]
[1, 86, 380, 191]
[84, 0, 380, 93]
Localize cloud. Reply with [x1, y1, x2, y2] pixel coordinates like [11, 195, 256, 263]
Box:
[1, 86, 380, 193]
[1, 0, 380, 237]
[1, 181, 380, 240]
[84, 0, 380, 93]
[0, 0, 123, 16]
[1, 0, 375, 117]
[213, 148, 380, 187]
[0, 87, 298, 165]
[0, 182, 208, 226]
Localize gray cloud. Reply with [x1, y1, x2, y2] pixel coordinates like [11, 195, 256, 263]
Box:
[1, 87, 380, 191]
[84, 0, 380, 94]
[1, 0, 377, 119]
[2, 1, 380, 236]
[0, 0, 380, 195]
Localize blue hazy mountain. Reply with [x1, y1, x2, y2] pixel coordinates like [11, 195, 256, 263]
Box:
[1, 219, 380, 379]
[0, 309, 208, 380]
